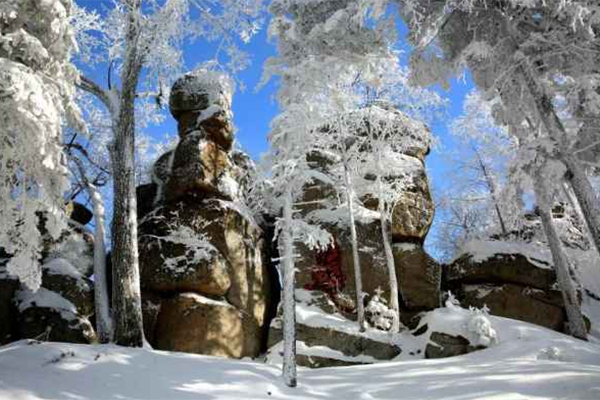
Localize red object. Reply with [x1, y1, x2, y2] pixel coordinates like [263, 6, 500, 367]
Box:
[305, 240, 351, 312]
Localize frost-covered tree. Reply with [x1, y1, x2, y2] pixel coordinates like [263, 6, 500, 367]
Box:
[353, 103, 433, 333]
[262, 0, 400, 385]
[532, 164, 587, 340]
[74, 0, 265, 346]
[263, 0, 399, 339]
[255, 108, 333, 387]
[0, 0, 84, 290]
[432, 90, 522, 259]
[449, 91, 519, 236]
[398, 0, 600, 265]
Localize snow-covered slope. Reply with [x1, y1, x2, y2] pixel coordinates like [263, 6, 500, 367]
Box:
[1, 313, 600, 400]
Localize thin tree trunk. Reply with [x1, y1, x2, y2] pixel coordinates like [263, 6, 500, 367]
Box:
[534, 176, 587, 340]
[111, 0, 144, 347]
[562, 182, 592, 247]
[519, 64, 600, 263]
[377, 175, 400, 333]
[343, 162, 366, 332]
[281, 187, 297, 388]
[88, 183, 112, 343]
[72, 159, 113, 343]
[474, 147, 507, 236]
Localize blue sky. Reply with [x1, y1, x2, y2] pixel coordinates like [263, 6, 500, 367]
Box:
[76, 1, 475, 254]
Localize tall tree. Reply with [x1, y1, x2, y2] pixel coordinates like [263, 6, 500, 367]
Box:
[74, 0, 265, 346]
[0, 0, 84, 290]
[264, 0, 398, 338]
[399, 0, 600, 263]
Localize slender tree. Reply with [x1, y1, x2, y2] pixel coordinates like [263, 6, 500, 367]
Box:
[532, 165, 587, 340]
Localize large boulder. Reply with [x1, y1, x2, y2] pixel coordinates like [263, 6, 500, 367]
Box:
[458, 283, 565, 331]
[266, 290, 401, 368]
[169, 70, 233, 119]
[393, 243, 441, 311]
[165, 134, 233, 203]
[444, 242, 576, 333]
[139, 205, 233, 296]
[389, 166, 435, 242]
[41, 258, 95, 317]
[14, 287, 96, 344]
[425, 332, 483, 359]
[154, 292, 260, 358]
[361, 155, 434, 243]
[139, 199, 270, 356]
[268, 320, 401, 361]
[446, 251, 557, 291]
[169, 70, 234, 150]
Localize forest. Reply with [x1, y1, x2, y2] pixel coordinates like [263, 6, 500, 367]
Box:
[1, 1, 600, 399]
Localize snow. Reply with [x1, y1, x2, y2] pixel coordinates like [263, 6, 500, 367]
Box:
[394, 242, 418, 252]
[455, 239, 553, 269]
[180, 69, 234, 109]
[43, 258, 82, 279]
[14, 287, 79, 323]
[267, 340, 378, 365]
[308, 203, 380, 226]
[179, 292, 234, 309]
[1, 316, 600, 400]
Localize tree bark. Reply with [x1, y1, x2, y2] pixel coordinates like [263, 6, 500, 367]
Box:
[111, 0, 144, 347]
[518, 64, 600, 264]
[343, 162, 366, 332]
[533, 176, 587, 340]
[281, 187, 297, 388]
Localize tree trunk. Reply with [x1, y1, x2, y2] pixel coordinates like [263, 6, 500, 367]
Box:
[72, 158, 113, 343]
[377, 176, 400, 333]
[281, 187, 297, 388]
[474, 147, 507, 236]
[519, 64, 600, 263]
[343, 163, 366, 332]
[534, 177, 587, 340]
[89, 184, 112, 343]
[111, 0, 144, 347]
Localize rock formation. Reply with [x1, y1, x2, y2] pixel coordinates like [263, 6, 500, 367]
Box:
[0, 202, 97, 345]
[446, 242, 576, 333]
[137, 70, 272, 359]
[267, 104, 441, 367]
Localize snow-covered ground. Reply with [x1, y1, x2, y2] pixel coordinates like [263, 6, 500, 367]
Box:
[1, 312, 600, 400]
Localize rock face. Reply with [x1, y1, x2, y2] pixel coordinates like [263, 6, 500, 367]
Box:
[290, 104, 441, 321]
[266, 291, 401, 368]
[425, 332, 483, 359]
[0, 206, 97, 346]
[265, 104, 441, 367]
[138, 70, 272, 359]
[445, 244, 571, 333]
[155, 293, 260, 358]
[394, 244, 442, 312]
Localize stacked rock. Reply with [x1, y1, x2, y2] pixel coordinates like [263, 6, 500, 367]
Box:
[137, 70, 271, 359]
[267, 103, 441, 367]
[0, 202, 97, 345]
